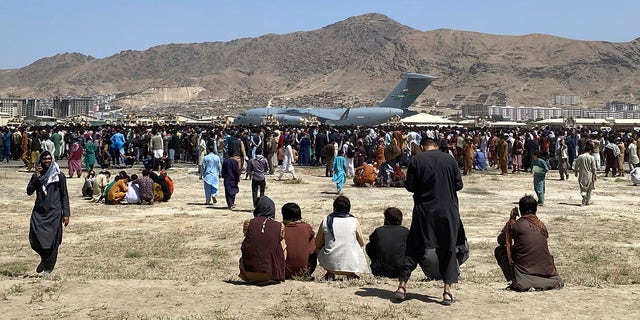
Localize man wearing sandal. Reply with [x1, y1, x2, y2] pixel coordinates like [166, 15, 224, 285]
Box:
[396, 136, 466, 305]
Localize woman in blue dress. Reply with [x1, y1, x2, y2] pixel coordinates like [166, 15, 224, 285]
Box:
[331, 149, 347, 193]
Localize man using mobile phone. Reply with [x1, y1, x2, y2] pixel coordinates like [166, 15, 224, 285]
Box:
[27, 151, 70, 278]
[495, 195, 563, 292]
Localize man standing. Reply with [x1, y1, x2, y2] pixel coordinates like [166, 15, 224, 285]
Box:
[200, 145, 221, 205]
[247, 147, 269, 207]
[27, 151, 70, 278]
[495, 195, 563, 292]
[396, 137, 465, 305]
[221, 154, 240, 210]
[557, 137, 569, 180]
[150, 130, 164, 171]
[498, 134, 509, 175]
[574, 144, 597, 206]
[531, 151, 549, 206]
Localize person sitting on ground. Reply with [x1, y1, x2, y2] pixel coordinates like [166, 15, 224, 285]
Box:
[82, 169, 96, 199]
[150, 170, 173, 202]
[388, 165, 406, 187]
[630, 165, 640, 185]
[366, 207, 409, 278]
[239, 196, 286, 284]
[135, 169, 155, 204]
[91, 170, 111, 202]
[281, 202, 317, 279]
[353, 162, 377, 187]
[125, 174, 140, 204]
[316, 196, 369, 280]
[495, 195, 564, 292]
[107, 173, 129, 204]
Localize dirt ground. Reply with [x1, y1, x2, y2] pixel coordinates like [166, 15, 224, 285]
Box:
[0, 160, 639, 320]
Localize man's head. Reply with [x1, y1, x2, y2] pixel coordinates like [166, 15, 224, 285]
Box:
[383, 207, 402, 226]
[518, 195, 538, 215]
[333, 195, 350, 214]
[420, 136, 437, 150]
[281, 202, 302, 222]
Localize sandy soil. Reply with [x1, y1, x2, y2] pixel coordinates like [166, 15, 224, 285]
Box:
[0, 161, 639, 319]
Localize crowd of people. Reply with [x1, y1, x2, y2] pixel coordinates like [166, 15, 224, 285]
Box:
[11, 121, 638, 302]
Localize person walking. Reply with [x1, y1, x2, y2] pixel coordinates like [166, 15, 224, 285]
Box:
[200, 145, 221, 205]
[531, 151, 549, 206]
[395, 137, 466, 305]
[26, 151, 70, 278]
[574, 144, 597, 206]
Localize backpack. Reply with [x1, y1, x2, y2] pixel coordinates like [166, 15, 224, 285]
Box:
[346, 143, 356, 158]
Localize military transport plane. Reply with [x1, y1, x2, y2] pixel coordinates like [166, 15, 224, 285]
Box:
[232, 73, 436, 126]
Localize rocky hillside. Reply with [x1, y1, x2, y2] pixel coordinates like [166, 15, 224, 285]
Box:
[1, 13, 639, 113]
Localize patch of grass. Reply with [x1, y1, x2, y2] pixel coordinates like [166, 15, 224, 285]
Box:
[124, 250, 143, 258]
[0, 260, 30, 277]
[552, 216, 570, 223]
[209, 247, 228, 266]
[146, 260, 160, 269]
[8, 284, 24, 295]
[580, 251, 601, 264]
[304, 300, 327, 320]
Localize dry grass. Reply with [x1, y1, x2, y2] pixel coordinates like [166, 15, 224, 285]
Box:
[1, 164, 640, 319]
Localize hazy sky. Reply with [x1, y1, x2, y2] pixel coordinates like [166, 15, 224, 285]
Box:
[2, 0, 638, 69]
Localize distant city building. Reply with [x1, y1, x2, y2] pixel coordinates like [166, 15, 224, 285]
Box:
[461, 104, 488, 117]
[0, 98, 23, 116]
[485, 105, 562, 121]
[607, 101, 638, 111]
[56, 97, 95, 118]
[555, 94, 580, 105]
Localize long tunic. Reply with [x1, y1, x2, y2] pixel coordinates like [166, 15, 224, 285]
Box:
[202, 153, 221, 191]
[317, 216, 369, 274]
[284, 222, 316, 278]
[405, 149, 465, 251]
[241, 217, 286, 281]
[574, 153, 597, 193]
[27, 172, 70, 251]
[83, 141, 97, 169]
[221, 157, 240, 196]
[497, 215, 562, 291]
[331, 155, 347, 190]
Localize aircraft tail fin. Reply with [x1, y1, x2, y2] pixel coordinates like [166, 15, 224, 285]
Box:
[377, 73, 436, 109]
[339, 108, 350, 121]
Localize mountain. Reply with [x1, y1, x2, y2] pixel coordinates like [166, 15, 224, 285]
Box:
[1, 13, 639, 114]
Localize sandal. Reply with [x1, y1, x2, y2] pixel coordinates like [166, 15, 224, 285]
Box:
[394, 286, 407, 300]
[442, 291, 456, 306]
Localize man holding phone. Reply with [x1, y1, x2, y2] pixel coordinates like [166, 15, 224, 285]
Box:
[27, 151, 70, 278]
[495, 195, 563, 292]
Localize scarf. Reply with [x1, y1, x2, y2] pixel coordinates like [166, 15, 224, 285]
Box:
[326, 211, 354, 238]
[38, 157, 60, 196]
[606, 142, 621, 157]
[504, 214, 548, 265]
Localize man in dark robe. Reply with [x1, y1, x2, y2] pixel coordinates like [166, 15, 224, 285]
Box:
[495, 195, 564, 292]
[396, 137, 465, 305]
[222, 156, 240, 210]
[27, 151, 70, 277]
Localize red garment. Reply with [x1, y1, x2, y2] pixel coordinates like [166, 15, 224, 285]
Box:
[241, 217, 286, 281]
[284, 222, 316, 278]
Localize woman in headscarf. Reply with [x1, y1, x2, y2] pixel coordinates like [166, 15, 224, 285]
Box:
[67, 137, 83, 178]
[239, 196, 286, 283]
[83, 136, 97, 170]
[315, 196, 369, 280]
[26, 151, 70, 277]
[331, 149, 347, 193]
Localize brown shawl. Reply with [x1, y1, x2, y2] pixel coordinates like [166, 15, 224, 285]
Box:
[504, 214, 547, 265]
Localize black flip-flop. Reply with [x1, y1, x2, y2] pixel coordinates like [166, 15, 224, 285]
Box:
[394, 287, 407, 300]
[442, 291, 456, 306]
